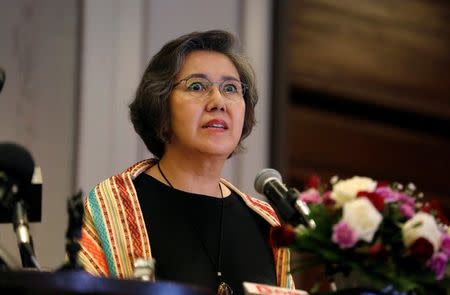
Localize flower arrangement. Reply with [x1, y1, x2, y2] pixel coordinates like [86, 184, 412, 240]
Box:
[271, 176, 450, 294]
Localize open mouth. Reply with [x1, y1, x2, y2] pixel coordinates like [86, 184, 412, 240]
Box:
[203, 124, 227, 129]
[203, 120, 228, 130]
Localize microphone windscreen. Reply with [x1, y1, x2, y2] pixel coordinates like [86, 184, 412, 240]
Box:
[254, 168, 282, 194]
[0, 143, 35, 186]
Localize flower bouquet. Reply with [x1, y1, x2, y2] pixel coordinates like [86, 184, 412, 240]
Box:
[271, 176, 450, 295]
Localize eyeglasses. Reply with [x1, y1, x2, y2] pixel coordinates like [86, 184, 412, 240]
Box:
[173, 76, 247, 101]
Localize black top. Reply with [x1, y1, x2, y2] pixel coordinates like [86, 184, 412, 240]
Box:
[134, 173, 277, 295]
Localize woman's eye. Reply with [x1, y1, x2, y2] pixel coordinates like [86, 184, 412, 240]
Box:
[187, 82, 206, 91]
[223, 84, 238, 93]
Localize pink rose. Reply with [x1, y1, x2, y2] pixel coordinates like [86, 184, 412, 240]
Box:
[332, 221, 358, 249]
[399, 203, 415, 219]
[427, 252, 448, 280]
[440, 234, 450, 257]
[398, 193, 415, 207]
[375, 186, 399, 203]
[298, 189, 321, 204]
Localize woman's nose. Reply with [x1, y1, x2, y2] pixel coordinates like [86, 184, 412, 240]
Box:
[205, 86, 226, 111]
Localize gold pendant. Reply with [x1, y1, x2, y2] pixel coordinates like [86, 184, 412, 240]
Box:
[217, 282, 233, 295]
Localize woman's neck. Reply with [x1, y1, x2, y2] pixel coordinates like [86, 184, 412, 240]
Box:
[149, 149, 227, 198]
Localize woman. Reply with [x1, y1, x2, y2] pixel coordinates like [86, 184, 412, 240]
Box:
[78, 30, 294, 294]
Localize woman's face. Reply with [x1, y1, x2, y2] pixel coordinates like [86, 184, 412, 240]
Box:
[167, 50, 246, 159]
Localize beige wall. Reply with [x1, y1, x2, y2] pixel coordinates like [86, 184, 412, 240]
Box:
[0, 0, 79, 268]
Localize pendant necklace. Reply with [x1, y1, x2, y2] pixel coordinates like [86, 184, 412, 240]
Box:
[157, 162, 233, 295]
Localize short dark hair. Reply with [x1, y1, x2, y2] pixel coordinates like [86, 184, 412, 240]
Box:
[129, 30, 258, 159]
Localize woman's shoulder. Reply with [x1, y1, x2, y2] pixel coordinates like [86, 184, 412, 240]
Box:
[241, 193, 279, 220]
[87, 159, 157, 202]
[220, 178, 281, 226]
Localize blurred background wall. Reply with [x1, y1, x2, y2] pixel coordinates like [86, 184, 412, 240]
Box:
[0, 0, 272, 269]
[0, 0, 79, 270]
[272, 0, 450, 203]
[0, 0, 449, 289]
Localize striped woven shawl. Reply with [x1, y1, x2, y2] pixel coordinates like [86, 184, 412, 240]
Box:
[78, 159, 294, 288]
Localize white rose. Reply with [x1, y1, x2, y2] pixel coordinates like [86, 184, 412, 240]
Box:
[341, 197, 382, 243]
[402, 212, 442, 252]
[331, 176, 377, 207]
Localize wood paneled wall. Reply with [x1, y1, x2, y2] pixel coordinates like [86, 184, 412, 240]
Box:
[273, 0, 450, 203]
[287, 0, 450, 119]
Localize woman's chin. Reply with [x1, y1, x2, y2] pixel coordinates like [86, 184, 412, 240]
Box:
[195, 144, 236, 159]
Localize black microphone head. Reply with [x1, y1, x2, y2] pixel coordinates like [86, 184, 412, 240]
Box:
[0, 143, 35, 186]
[254, 168, 282, 195]
[0, 68, 5, 93]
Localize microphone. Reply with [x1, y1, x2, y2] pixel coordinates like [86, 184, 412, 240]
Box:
[0, 143, 42, 222]
[0, 143, 42, 269]
[0, 143, 35, 189]
[0, 68, 5, 93]
[254, 168, 315, 228]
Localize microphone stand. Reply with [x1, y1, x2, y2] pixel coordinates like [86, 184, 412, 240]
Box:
[59, 191, 84, 271]
[12, 198, 40, 269]
[1, 169, 38, 269]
